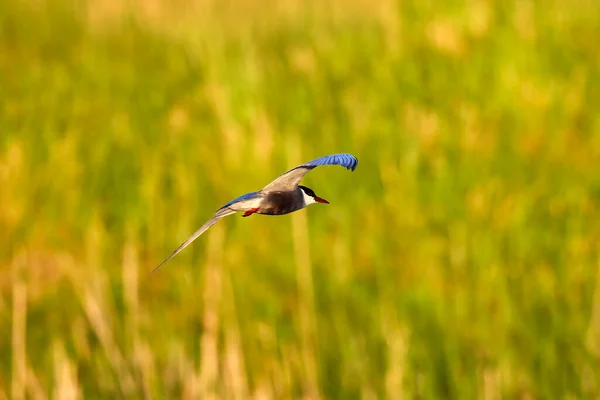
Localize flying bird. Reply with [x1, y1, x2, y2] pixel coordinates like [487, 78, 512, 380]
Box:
[153, 153, 358, 272]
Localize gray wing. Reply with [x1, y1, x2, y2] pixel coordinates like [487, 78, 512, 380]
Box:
[151, 207, 236, 273]
[152, 191, 262, 273]
[262, 153, 358, 192]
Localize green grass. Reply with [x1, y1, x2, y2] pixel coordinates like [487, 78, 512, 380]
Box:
[2, 0, 600, 398]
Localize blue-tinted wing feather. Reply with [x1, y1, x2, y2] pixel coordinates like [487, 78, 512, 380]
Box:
[297, 153, 358, 171]
[262, 153, 358, 191]
[220, 191, 261, 209]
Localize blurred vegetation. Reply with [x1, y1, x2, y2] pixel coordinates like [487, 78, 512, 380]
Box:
[2, 0, 600, 398]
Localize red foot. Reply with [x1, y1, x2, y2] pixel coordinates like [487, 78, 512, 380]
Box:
[242, 207, 259, 217]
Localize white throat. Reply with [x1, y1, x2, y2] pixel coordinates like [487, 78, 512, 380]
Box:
[301, 190, 316, 207]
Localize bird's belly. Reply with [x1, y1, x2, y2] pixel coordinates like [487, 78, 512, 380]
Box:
[258, 204, 297, 215]
[258, 191, 301, 215]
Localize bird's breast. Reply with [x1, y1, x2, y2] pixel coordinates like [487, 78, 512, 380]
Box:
[259, 191, 303, 215]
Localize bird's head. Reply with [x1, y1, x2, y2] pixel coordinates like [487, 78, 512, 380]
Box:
[299, 185, 329, 206]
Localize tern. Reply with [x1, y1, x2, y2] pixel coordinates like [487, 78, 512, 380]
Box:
[153, 153, 358, 272]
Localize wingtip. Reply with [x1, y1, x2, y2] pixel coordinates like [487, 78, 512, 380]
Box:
[348, 155, 358, 171]
[333, 153, 358, 171]
[151, 252, 177, 275]
[150, 261, 166, 275]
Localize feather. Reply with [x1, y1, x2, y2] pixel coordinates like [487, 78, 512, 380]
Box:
[262, 153, 358, 191]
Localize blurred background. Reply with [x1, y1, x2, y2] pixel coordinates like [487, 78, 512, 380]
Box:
[2, 0, 600, 398]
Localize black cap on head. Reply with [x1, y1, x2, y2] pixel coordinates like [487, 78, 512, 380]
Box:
[299, 185, 329, 204]
[299, 185, 316, 197]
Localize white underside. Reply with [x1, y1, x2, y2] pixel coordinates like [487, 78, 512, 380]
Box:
[230, 197, 263, 211]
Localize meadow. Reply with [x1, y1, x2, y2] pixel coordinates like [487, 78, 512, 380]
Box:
[2, 0, 600, 398]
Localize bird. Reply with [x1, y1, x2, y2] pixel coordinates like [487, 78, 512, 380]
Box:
[153, 153, 358, 273]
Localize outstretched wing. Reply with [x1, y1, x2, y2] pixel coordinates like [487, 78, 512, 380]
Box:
[152, 192, 262, 273]
[152, 207, 236, 273]
[262, 153, 358, 192]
